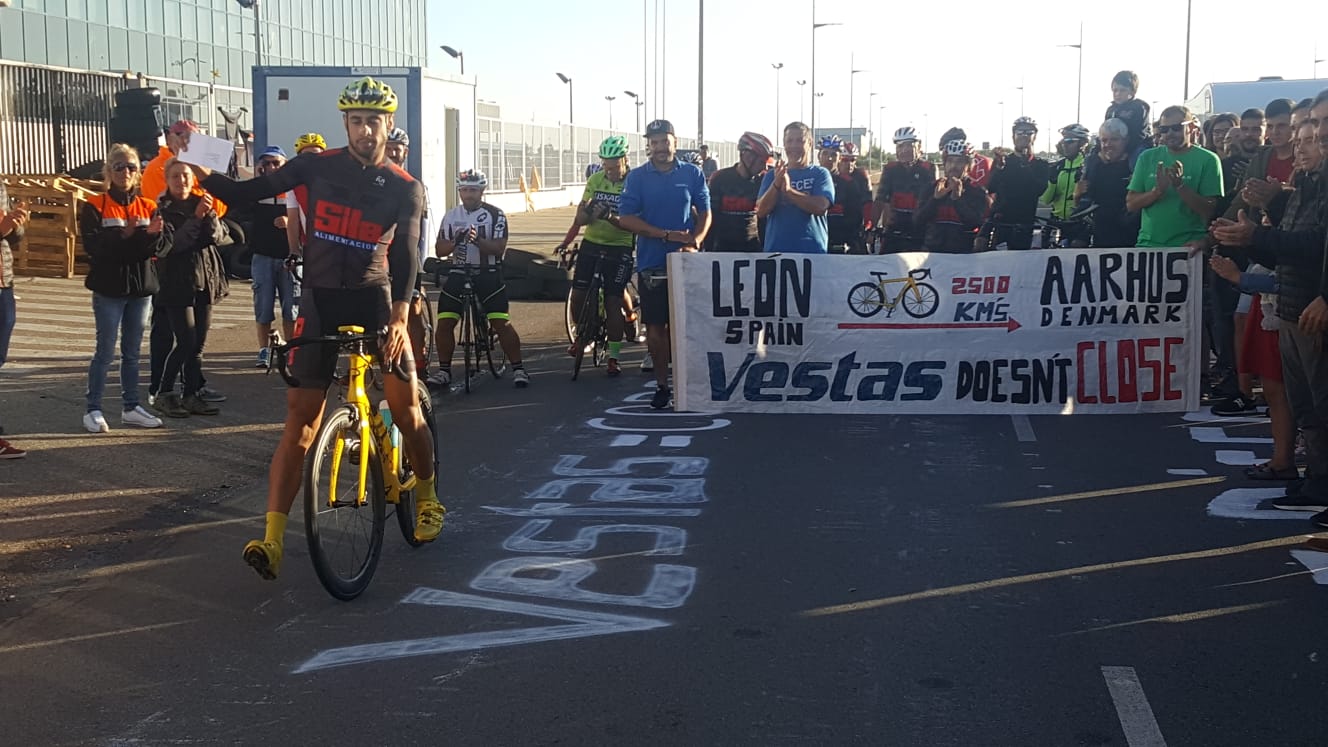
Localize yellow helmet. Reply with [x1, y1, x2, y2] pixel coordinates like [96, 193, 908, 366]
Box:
[336, 76, 398, 113]
[293, 132, 327, 153]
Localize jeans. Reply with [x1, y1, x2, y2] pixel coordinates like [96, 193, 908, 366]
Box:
[161, 291, 213, 398]
[1281, 325, 1328, 493]
[86, 293, 150, 413]
[0, 285, 14, 368]
[250, 254, 299, 325]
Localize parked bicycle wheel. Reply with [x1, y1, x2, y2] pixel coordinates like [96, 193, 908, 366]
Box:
[394, 381, 437, 548]
[304, 405, 386, 601]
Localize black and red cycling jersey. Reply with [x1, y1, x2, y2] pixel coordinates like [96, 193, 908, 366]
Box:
[827, 169, 873, 245]
[202, 147, 422, 302]
[875, 160, 937, 230]
[704, 164, 765, 251]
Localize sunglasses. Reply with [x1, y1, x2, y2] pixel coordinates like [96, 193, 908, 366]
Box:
[1013, 129, 1037, 136]
[111, 162, 140, 172]
[1156, 123, 1191, 134]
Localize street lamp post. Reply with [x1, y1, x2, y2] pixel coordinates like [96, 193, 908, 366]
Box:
[866, 91, 877, 152]
[624, 90, 644, 133]
[1017, 84, 1026, 117]
[556, 73, 573, 122]
[998, 100, 1006, 148]
[878, 104, 887, 165]
[772, 62, 784, 138]
[849, 54, 868, 146]
[440, 45, 465, 75]
[234, 0, 263, 66]
[605, 95, 617, 129]
[1183, 0, 1192, 100]
[1057, 22, 1084, 122]
[796, 80, 807, 122]
[810, 0, 841, 137]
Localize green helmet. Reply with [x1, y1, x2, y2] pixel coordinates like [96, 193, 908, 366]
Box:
[599, 136, 629, 159]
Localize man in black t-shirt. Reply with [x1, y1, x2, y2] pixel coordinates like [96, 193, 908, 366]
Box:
[829, 142, 873, 253]
[985, 117, 1051, 250]
[704, 132, 773, 252]
[1079, 118, 1139, 248]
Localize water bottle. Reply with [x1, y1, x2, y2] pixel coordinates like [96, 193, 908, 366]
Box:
[378, 399, 400, 451]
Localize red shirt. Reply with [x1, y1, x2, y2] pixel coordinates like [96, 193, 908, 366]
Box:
[1266, 153, 1294, 184]
[969, 153, 994, 188]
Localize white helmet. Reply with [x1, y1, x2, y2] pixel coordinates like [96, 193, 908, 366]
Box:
[1059, 123, 1091, 141]
[457, 169, 487, 188]
[942, 139, 974, 158]
[892, 126, 920, 145]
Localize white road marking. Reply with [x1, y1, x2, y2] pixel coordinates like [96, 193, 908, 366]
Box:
[1215, 450, 1259, 466]
[610, 434, 648, 447]
[1206, 488, 1303, 520]
[1188, 427, 1273, 445]
[1011, 415, 1036, 442]
[1166, 469, 1208, 476]
[1101, 666, 1167, 747]
[1289, 551, 1328, 584]
[1181, 411, 1266, 424]
[661, 435, 691, 448]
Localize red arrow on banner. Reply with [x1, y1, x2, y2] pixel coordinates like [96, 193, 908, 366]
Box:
[837, 318, 1023, 333]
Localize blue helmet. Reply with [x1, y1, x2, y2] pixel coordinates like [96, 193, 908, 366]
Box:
[818, 134, 843, 151]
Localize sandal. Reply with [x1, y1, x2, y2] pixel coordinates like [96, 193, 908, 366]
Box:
[1245, 463, 1300, 481]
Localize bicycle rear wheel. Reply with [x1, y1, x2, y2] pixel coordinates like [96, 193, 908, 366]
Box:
[572, 279, 601, 381]
[304, 406, 386, 601]
[394, 381, 438, 548]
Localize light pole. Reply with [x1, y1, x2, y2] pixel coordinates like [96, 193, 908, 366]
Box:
[797, 80, 807, 122]
[556, 72, 573, 122]
[624, 90, 644, 133]
[440, 45, 465, 75]
[810, 0, 841, 137]
[1057, 22, 1084, 122]
[849, 54, 868, 146]
[234, 0, 263, 66]
[1183, 0, 1192, 100]
[1016, 84, 1026, 117]
[772, 62, 784, 138]
[605, 95, 617, 129]
[998, 100, 1006, 148]
[866, 91, 877, 152]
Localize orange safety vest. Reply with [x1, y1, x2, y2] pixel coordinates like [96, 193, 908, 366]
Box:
[87, 191, 158, 229]
[140, 146, 229, 219]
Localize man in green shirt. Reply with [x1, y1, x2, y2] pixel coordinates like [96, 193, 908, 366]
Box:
[1125, 105, 1223, 247]
[556, 135, 637, 376]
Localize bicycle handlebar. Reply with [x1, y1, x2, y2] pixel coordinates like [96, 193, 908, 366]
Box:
[267, 328, 412, 389]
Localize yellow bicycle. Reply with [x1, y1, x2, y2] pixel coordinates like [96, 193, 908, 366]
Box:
[271, 325, 438, 600]
[846, 268, 940, 318]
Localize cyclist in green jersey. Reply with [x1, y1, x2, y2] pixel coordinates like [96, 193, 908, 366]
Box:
[557, 136, 637, 376]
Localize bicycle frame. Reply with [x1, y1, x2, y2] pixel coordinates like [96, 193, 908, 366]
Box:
[875, 276, 923, 310]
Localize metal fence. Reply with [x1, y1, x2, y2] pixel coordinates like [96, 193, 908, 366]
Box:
[476, 117, 738, 193]
[0, 61, 129, 175]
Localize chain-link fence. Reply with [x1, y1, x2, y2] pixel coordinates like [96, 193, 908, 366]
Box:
[477, 117, 738, 193]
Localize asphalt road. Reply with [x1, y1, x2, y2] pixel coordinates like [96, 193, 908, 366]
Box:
[5, 305, 1328, 745]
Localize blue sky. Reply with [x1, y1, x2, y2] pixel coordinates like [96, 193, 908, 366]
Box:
[427, 0, 1328, 150]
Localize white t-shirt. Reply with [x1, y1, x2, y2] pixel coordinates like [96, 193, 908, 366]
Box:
[438, 202, 507, 267]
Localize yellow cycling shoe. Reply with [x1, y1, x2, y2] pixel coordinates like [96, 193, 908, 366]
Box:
[414, 498, 446, 543]
[242, 539, 283, 580]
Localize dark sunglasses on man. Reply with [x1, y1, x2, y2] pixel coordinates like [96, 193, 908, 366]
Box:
[1156, 123, 1190, 134]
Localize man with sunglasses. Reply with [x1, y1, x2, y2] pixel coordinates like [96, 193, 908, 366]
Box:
[1126, 105, 1223, 248]
[985, 117, 1050, 250]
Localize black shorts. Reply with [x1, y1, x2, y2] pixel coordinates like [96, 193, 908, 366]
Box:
[288, 286, 414, 390]
[637, 269, 670, 326]
[571, 241, 634, 294]
[437, 267, 510, 321]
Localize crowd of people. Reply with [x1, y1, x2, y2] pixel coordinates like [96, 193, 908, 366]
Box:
[2, 68, 1328, 560]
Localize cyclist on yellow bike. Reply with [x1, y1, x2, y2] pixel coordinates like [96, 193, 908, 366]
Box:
[186, 77, 442, 580]
[557, 135, 636, 376]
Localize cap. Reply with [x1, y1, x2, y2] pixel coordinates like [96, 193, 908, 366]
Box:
[645, 119, 675, 137]
[259, 145, 287, 160]
[169, 120, 201, 136]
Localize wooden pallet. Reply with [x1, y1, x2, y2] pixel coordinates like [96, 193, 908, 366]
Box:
[3, 175, 104, 278]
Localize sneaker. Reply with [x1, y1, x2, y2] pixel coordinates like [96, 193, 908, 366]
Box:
[650, 385, 672, 410]
[256, 347, 271, 368]
[197, 386, 227, 403]
[641, 352, 655, 373]
[121, 406, 164, 429]
[414, 497, 446, 542]
[513, 367, 531, 388]
[1270, 493, 1328, 512]
[1210, 395, 1260, 416]
[183, 394, 220, 416]
[0, 439, 26, 459]
[153, 393, 190, 419]
[427, 369, 451, 388]
[82, 410, 110, 433]
[607, 358, 622, 377]
[242, 539, 282, 580]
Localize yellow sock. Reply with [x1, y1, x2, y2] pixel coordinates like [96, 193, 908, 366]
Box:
[417, 475, 437, 504]
[264, 512, 288, 544]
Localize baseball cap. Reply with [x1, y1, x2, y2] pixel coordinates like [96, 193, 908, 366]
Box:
[169, 120, 201, 136]
[645, 119, 675, 137]
[259, 145, 287, 160]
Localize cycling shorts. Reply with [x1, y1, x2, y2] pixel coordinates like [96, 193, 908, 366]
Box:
[437, 267, 510, 321]
[287, 286, 414, 391]
[637, 269, 669, 326]
[572, 241, 634, 294]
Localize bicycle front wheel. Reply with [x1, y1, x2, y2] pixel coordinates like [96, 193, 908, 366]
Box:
[419, 292, 435, 369]
[395, 381, 438, 548]
[304, 406, 386, 601]
[572, 280, 601, 381]
[564, 286, 578, 345]
[461, 296, 478, 393]
[902, 282, 940, 318]
[847, 282, 885, 318]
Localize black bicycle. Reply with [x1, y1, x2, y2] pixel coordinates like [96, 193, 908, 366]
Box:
[556, 243, 639, 380]
[422, 258, 503, 394]
[1033, 203, 1099, 248]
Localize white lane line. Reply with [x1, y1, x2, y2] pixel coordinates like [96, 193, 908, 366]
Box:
[1011, 415, 1036, 442]
[660, 435, 691, 448]
[610, 434, 648, 447]
[1101, 666, 1167, 747]
[1206, 488, 1302, 520]
[1289, 551, 1328, 584]
[1180, 411, 1266, 425]
[1216, 450, 1259, 466]
[1167, 469, 1208, 476]
[1188, 427, 1273, 445]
